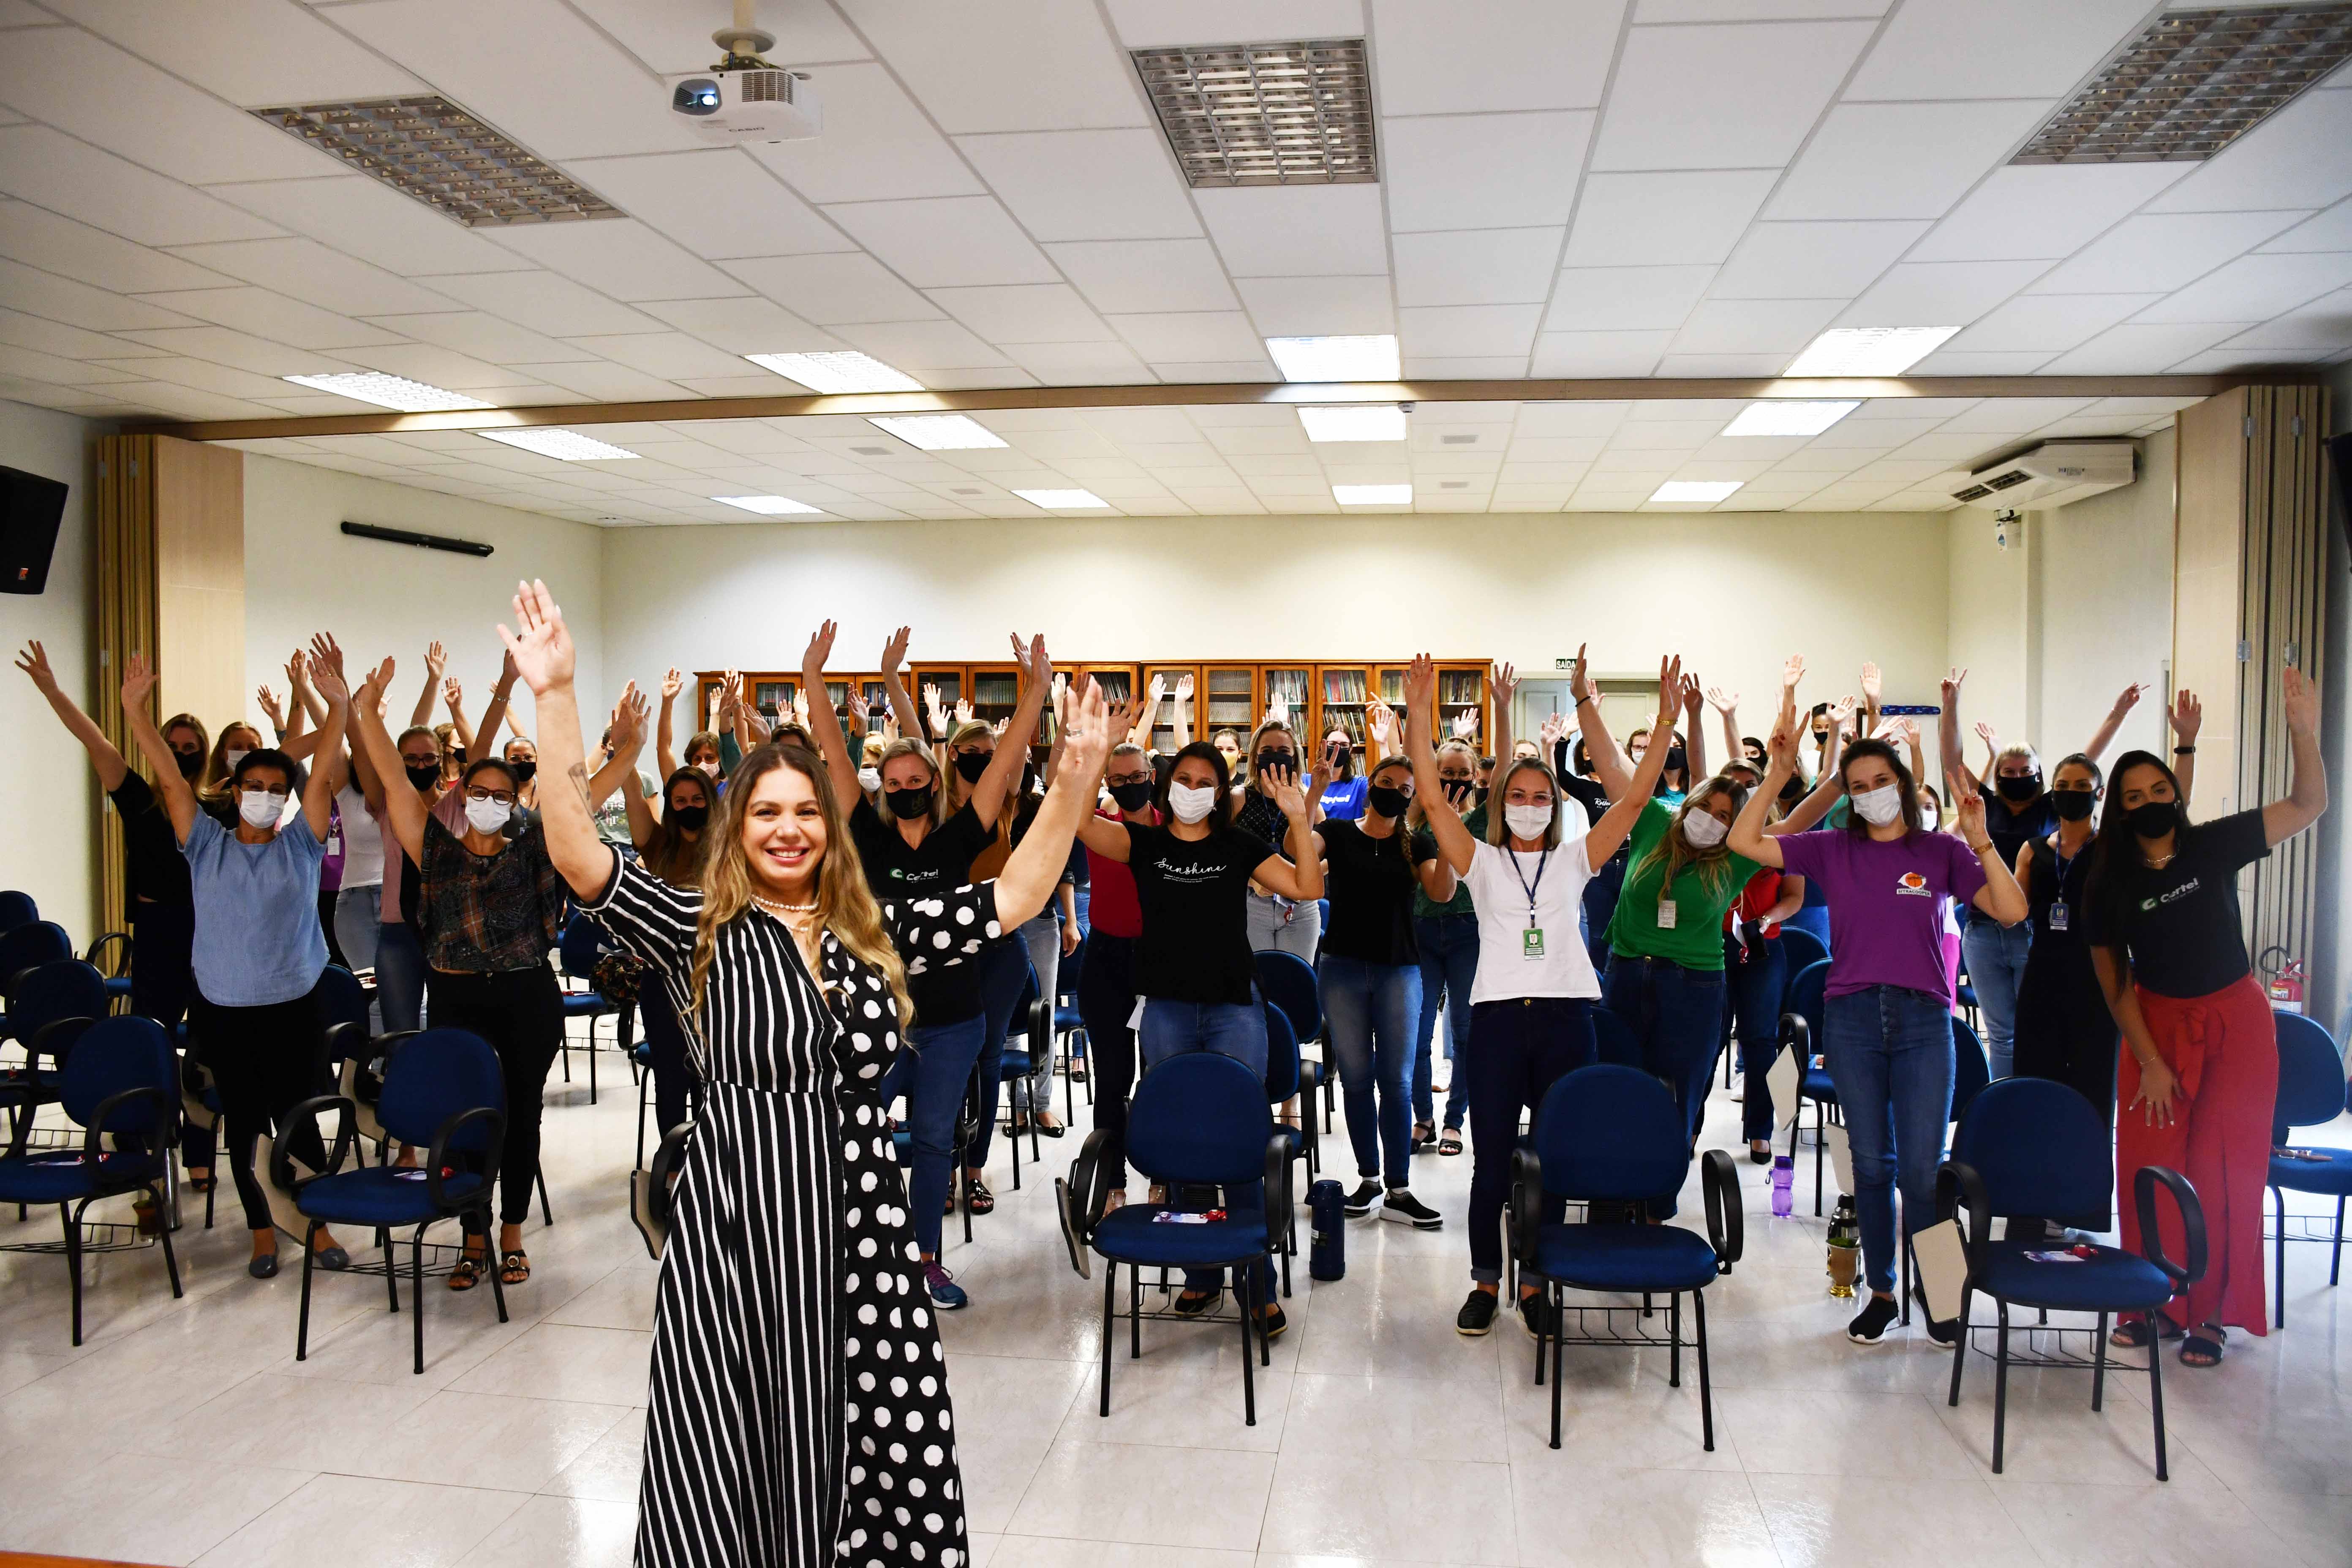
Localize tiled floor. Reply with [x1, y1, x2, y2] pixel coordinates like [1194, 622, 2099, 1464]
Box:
[4, 1033, 2348, 1567]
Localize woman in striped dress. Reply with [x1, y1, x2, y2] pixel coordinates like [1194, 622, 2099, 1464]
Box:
[499, 584, 1112, 1566]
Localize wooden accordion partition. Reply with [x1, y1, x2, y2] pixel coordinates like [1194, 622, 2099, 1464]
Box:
[92, 434, 245, 939]
[2172, 383, 2335, 982]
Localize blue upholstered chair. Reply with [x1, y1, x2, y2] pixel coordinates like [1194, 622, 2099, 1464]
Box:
[0, 890, 36, 935]
[1254, 948, 1329, 1131]
[994, 964, 1045, 1185]
[1, 959, 108, 1162]
[2268, 1011, 2351, 1327]
[1778, 957, 1836, 1214]
[0, 921, 73, 1011]
[1590, 1004, 1642, 1069]
[82, 929, 134, 1002]
[1777, 925, 1828, 979]
[1940, 1076, 2202, 1480]
[1262, 1002, 1315, 1296]
[1054, 935, 1089, 1120]
[555, 915, 620, 1104]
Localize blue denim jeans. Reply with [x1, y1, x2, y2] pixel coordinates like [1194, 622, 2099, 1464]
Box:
[1720, 931, 1788, 1143]
[1140, 994, 1276, 1298]
[1318, 954, 1421, 1189]
[877, 1013, 988, 1259]
[1466, 997, 1595, 1282]
[1413, 914, 1477, 1131]
[1960, 916, 2031, 1079]
[1821, 985, 1955, 1293]
[966, 939, 1032, 1167]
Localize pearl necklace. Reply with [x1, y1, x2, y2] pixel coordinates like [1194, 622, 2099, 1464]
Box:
[751, 894, 819, 918]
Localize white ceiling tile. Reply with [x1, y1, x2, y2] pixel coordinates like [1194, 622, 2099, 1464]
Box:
[563, 152, 853, 261]
[1655, 353, 1790, 376]
[0, 126, 284, 246]
[130, 285, 405, 350]
[1394, 229, 1563, 307]
[2134, 252, 2352, 325]
[835, 0, 1146, 134]
[1806, 416, 1940, 449]
[348, 311, 579, 366]
[719, 253, 943, 324]
[163, 237, 460, 316]
[1399, 304, 1543, 358]
[2259, 199, 2352, 254]
[1204, 425, 1312, 457]
[2207, 293, 2352, 353]
[84, 379, 278, 419]
[563, 0, 870, 74]
[1371, 0, 1628, 114]
[0, 256, 196, 331]
[1711, 222, 1928, 300]
[1607, 419, 1719, 449]
[42, 0, 427, 104]
[1638, 0, 1889, 16]
[2028, 211, 2311, 295]
[1839, 259, 2050, 327]
[0, 201, 237, 294]
[0, 304, 140, 361]
[1843, 0, 2152, 100]
[957, 129, 1199, 242]
[558, 332, 750, 380]
[2171, 344, 2341, 373]
[332, 343, 534, 389]
[1046, 239, 1240, 313]
[1514, 401, 1631, 436]
[1563, 170, 1778, 266]
[1942, 291, 2161, 352]
[1590, 19, 1875, 172]
[927, 284, 1116, 344]
[2039, 322, 2253, 374]
[1004, 340, 1159, 383]
[1765, 101, 2055, 220]
[518, 362, 694, 402]
[1933, 396, 2095, 433]
[631, 297, 845, 355]
[833, 318, 1015, 371]
[488, 221, 745, 302]
[1105, 311, 1267, 362]
[327, 0, 702, 160]
[1540, 266, 1712, 331]
[414, 270, 666, 337]
[1105, 0, 1366, 46]
[1906, 164, 2191, 263]
[1195, 184, 1388, 276]
[1232, 275, 1395, 337]
[208, 180, 533, 283]
[745, 64, 985, 205]
[825, 196, 1058, 287]
[1906, 348, 2058, 375]
[1403, 355, 1530, 378]
[2145, 85, 2352, 214]
[1384, 113, 1595, 232]
[0, 343, 144, 385]
[1672, 297, 1844, 354]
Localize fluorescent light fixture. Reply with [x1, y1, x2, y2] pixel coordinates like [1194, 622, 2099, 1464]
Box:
[1013, 488, 1110, 509]
[477, 428, 640, 461]
[1332, 483, 1412, 505]
[249, 96, 619, 228]
[281, 372, 493, 412]
[866, 414, 1007, 451]
[1721, 400, 1862, 438]
[1649, 480, 1743, 504]
[1298, 404, 1407, 442]
[1266, 334, 1400, 382]
[1131, 38, 1378, 188]
[712, 495, 824, 516]
[744, 351, 923, 394]
[1783, 327, 1958, 378]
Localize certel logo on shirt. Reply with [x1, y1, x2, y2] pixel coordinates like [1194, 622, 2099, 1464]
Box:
[890, 866, 942, 885]
[1895, 871, 1931, 898]
[2140, 877, 2201, 912]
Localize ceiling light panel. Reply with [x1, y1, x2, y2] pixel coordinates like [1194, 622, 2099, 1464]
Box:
[478, 429, 640, 461]
[280, 373, 492, 412]
[713, 495, 825, 516]
[1132, 38, 1377, 188]
[1266, 335, 1402, 381]
[1333, 483, 1412, 505]
[1783, 327, 1959, 377]
[1651, 480, 1744, 503]
[249, 96, 622, 228]
[1013, 488, 1111, 509]
[867, 415, 1009, 450]
[1721, 400, 1862, 438]
[2013, 7, 2352, 165]
[1298, 404, 1407, 442]
[745, 351, 924, 394]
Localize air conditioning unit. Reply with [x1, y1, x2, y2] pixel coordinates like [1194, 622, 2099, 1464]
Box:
[1949, 440, 2136, 509]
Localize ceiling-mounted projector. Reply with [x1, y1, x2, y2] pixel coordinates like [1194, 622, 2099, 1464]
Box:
[667, 1, 821, 142]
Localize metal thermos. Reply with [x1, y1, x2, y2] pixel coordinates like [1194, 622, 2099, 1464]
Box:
[1308, 1178, 1346, 1281]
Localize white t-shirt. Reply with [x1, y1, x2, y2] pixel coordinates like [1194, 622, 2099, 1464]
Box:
[1464, 833, 1599, 1004]
[335, 785, 384, 888]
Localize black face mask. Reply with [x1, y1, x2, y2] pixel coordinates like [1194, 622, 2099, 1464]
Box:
[509, 759, 537, 785]
[1366, 783, 1411, 819]
[1108, 779, 1154, 812]
[405, 763, 441, 792]
[1779, 773, 1808, 806]
[885, 784, 935, 820]
[1995, 773, 2041, 802]
[1441, 777, 1473, 806]
[1571, 747, 1592, 777]
[670, 803, 709, 832]
[2125, 799, 2178, 840]
[953, 751, 990, 784]
[2050, 789, 2095, 822]
[1254, 751, 1294, 781]
[173, 748, 204, 780]
[1663, 745, 1687, 774]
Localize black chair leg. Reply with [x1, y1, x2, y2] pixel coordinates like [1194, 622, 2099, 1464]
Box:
[1130, 1267, 1142, 1358]
[2334, 1196, 2346, 1287]
[1548, 1289, 1564, 1450]
[588, 1023, 598, 1106]
[486, 1213, 510, 1326]
[1992, 1300, 2011, 1475]
[1669, 1292, 1682, 1388]
[296, 1219, 318, 1360]
[2273, 1184, 2287, 1328]
[2147, 1309, 2170, 1481]
[1947, 1286, 1971, 1406]
[2092, 1310, 2108, 1412]
[61, 1202, 82, 1346]
[537, 1169, 553, 1227]
[381, 1227, 398, 1313]
[1813, 1104, 1825, 1217]
[411, 1228, 425, 1375]
[1694, 1288, 1715, 1452]
[1900, 1230, 1912, 1328]
[1099, 1260, 1116, 1416]
[1239, 1263, 1257, 1427]
[1533, 1284, 1546, 1387]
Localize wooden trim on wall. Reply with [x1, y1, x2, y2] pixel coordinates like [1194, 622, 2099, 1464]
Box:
[121, 372, 2319, 444]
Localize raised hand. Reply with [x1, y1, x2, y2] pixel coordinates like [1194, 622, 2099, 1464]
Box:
[284, 649, 308, 694]
[307, 651, 349, 708]
[1266, 691, 1290, 728]
[1941, 666, 1967, 705]
[1954, 787, 1992, 852]
[310, 632, 346, 681]
[1782, 654, 1806, 691]
[13, 640, 57, 695]
[1173, 673, 1195, 704]
[1568, 642, 1594, 705]
[1766, 716, 1800, 770]
[1870, 713, 1903, 743]
[425, 641, 447, 682]
[1860, 661, 1882, 705]
[609, 682, 648, 751]
[1680, 672, 1704, 719]
[1653, 655, 1685, 726]
[1538, 710, 1566, 750]
[1491, 660, 1519, 705]
[1451, 708, 1479, 740]
[1143, 672, 1166, 711]
[954, 697, 974, 726]
[1266, 763, 1313, 822]
[803, 619, 837, 675]
[1026, 632, 1052, 688]
[120, 651, 156, 712]
[2110, 681, 2151, 719]
[880, 626, 911, 674]
[846, 687, 870, 729]
[2167, 688, 2203, 743]
[1706, 685, 1738, 715]
[357, 656, 395, 710]
[1405, 653, 1438, 717]
[1828, 694, 1857, 732]
[1008, 632, 1032, 678]
[662, 667, 683, 702]
[1973, 719, 1997, 749]
[1054, 675, 1114, 788]
[495, 580, 577, 695]
[256, 685, 284, 728]
[2282, 664, 2320, 736]
[1366, 696, 1396, 744]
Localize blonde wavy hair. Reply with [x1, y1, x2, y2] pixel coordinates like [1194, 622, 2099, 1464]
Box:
[875, 735, 946, 827]
[1626, 777, 1750, 906]
[688, 743, 911, 1045]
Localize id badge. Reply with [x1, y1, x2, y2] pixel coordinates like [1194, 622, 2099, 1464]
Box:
[1522, 926, 1546, 958]
[2049, 902, 2069, 932]
[1656, 898, 1677, 930]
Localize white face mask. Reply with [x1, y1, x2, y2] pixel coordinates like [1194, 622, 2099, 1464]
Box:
[697, 760, 721, 779]
[857, 766, 882, 794]
[224, 748, 250, 772]
[237, 788, 286, 828]
[1168, 783, 1220, 824]
[1681, 811, 1730, 849]
[464, 797, 514, 836]
[1851, 782, 1906, 827]
[1504, 802, 1553, 841]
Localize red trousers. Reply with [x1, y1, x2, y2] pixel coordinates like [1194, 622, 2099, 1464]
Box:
[2115, 976, 2277, 1336]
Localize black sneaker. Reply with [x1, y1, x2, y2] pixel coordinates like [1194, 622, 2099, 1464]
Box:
[1456, 1288, 1499, 1336]
[1846, 1293, 1900, 1345]
[1911, 1282, 1958, 1345]
[1381, 1189, 1443, 1230]
[1342, 1179, 1381, 1217]
[1519, 1288, 1560, 1341]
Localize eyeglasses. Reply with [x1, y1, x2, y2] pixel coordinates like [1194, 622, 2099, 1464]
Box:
[466, 787, 518, 806]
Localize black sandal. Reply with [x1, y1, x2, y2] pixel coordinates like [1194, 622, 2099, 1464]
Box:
[2110, 1313, 2184, 1349]
[1411, 1121, 1436, 1152]
[1438, 1129, 1463, 1156]
[448, 1256, 483, 1292]
[964, 1176, 995, 1216]
[2180, 1325, 2226, 1367]
[500, 1250, 531, 1285]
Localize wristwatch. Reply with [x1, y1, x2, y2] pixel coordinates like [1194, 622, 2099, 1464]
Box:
[2172, 745, 2195, 755]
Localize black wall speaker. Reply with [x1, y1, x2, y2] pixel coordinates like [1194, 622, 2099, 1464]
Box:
[0, 463, 69, 596]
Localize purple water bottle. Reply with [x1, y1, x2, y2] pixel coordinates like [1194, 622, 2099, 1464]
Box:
[1771, 1153, 1794, 1219]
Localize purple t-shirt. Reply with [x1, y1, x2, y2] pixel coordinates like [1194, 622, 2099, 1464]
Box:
[1774, 828, 1989, 1005]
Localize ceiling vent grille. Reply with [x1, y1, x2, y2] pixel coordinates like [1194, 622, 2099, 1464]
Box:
[1132, 38, 1377, 188]
[250, 96, 623, 226]
[2012, 6, 2352, 164]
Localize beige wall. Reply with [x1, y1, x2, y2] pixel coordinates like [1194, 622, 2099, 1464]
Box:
[1944, 497, 2032, 774]
[2034, 427, 2179, 767]
[0, 399, 101, 940]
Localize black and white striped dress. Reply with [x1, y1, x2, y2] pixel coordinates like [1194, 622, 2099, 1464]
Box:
[585, 852, 990, 1567]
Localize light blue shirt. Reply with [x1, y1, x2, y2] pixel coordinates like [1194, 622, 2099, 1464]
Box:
[182, 810, 327, 1006]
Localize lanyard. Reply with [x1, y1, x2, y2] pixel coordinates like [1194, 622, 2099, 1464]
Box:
[1507, 845, 1550, 928]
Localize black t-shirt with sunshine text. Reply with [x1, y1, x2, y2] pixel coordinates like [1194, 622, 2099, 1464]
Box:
[1124, 822, 1273, 1006]
[2084, 808, 2269, 999]
[850, 798, 994, 1023]
[1318, 817, 1437, 967]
